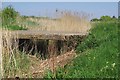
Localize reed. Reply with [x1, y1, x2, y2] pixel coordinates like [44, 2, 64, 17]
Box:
[2, 30, 31, 78]
[27, 10, 91, 34]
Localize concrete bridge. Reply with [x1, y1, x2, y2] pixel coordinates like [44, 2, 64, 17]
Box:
[2, 30, 87, 40]
[2, 30, 87, 59]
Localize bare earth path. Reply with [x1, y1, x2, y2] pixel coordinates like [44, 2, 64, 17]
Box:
[24, 50, 76, 78]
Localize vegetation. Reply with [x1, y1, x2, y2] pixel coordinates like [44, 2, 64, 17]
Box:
[2, 6, 18, 25]
[2, 31, 30, 78]
[3, 25, 27, 30]
[3, 51, 30, 78]
[91, 15, 118, 22]
[1, 6, 27, 30]
[44, 21, 118, 78]
[1, 5, 119, 78]
[25, 11, 91, 32]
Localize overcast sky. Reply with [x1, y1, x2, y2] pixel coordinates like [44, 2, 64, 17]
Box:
[2, 2, 118, 19]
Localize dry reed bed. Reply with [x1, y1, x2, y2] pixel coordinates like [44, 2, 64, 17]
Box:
[2, 30, 31, 78]
[2, 30, 18, 77]
[28, 11, 91, 34]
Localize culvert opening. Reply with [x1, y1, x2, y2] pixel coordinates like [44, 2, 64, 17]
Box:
[18, 39, 67, 59]
[18, 35, 85, 59]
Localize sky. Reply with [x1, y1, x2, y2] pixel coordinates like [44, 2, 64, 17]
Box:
[2, 0, 120, 2]
[2, 2, 118, 19]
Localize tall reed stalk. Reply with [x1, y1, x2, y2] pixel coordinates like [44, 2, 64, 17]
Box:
[2, 30, 30, 78]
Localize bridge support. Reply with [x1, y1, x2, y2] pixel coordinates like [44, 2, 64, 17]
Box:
[48, 40, 57, 58]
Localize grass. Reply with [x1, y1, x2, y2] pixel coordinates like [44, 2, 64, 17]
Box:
[2, 25, 27, 30]
[44, 21, 119, 78]
[3, 51, 30, 78]
[2, 31, 30, 78]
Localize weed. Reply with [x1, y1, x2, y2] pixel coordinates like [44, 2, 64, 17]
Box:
[44, 21, 118, 78]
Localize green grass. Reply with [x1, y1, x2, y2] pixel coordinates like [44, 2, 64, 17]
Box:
[2, 25, 27, 30]
[44, 21, 119, 78]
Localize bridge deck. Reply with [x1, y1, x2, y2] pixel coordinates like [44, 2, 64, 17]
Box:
[2, 30, 87, 40]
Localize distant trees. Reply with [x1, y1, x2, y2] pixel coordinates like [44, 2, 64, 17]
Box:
[91, 15, 118, 22]
[100, 15, 111, 21]
[91, 18, 99, 21]
[2, 5, 19, 25]
[118, 16, 120, 20]
[0, 11, 1, 18]
[112, 16, 116, 19]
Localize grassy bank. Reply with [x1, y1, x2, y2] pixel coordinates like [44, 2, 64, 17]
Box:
[44, 21, 119, 78]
